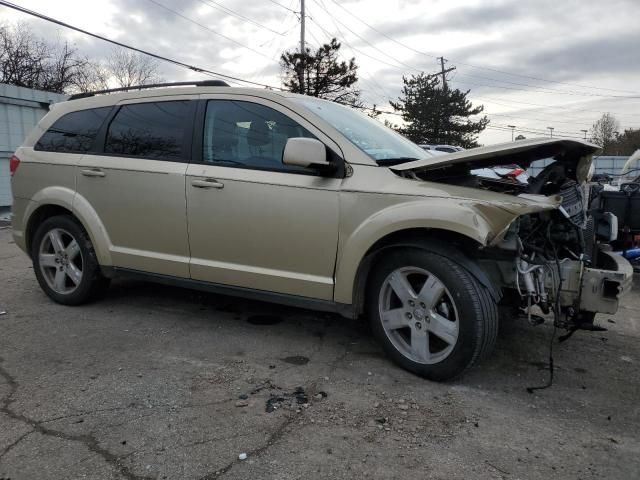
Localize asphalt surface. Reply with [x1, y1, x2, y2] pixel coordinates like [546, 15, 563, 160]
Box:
[1, 225, 639, 479]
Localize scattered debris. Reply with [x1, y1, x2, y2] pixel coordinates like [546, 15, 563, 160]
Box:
[238, 453, 248, 460]
[265, 386, 309, 413]
[0, 310, 7, 316]
[282, 355, 309, 365]
[238, 393, 248, 400]
[235, 400, 249, 407]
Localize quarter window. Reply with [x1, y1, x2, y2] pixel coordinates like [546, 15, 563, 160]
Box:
[105, 101, 190, 160]
[202, 100, 315, 171]
[35, 107, 111, 153]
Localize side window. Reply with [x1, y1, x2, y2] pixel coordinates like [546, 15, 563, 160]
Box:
[35, 107, 111, 153]
[105, 101, 190, 161]
[202, 100, 316, 171]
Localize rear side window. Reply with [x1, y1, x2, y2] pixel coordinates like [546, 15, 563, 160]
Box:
[105, 101, 190, 161]
[35, 107, 111, 153]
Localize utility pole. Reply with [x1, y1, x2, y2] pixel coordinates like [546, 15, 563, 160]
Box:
[298, 0, 305, 93]
[547, 126, 554, 138]
[436, 57, 456, 144]
[581, 129, 588, 140]
[438, 57, 455, 91]
[508, 125, 516, 141]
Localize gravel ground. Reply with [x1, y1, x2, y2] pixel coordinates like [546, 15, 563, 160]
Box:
[1, 225, 639, 480]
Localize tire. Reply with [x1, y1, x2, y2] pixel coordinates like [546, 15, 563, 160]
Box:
[31, 215, 109, 305]
[367, 247, 498, 381]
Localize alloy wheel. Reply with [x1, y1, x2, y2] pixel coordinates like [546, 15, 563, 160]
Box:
[38, 228, 84, 294]
[378, 266, 459, 364]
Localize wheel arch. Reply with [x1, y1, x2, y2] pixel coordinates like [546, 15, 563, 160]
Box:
[24, 192, 112, 266]
[341, 227, 501, 317]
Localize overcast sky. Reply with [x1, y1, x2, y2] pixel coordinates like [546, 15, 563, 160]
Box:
[3, 0, 640, 145]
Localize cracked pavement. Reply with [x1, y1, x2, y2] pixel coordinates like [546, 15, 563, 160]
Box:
[0, 226, 639, 479]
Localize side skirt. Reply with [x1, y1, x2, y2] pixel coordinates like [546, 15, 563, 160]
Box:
[101, 266, 356, 318]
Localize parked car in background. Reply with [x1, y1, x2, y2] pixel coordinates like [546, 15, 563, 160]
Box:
[10, 82, 633, 381]
[419, 144, 465, 153]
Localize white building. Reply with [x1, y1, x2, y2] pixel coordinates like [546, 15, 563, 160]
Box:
[0, 83, 67, 207]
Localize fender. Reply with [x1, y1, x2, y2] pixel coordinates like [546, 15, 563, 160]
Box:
[20, 187, 114, 266]
[333, 199, 513, 305]
[71, 192, 113, 266]
[19, 186, 76, 254]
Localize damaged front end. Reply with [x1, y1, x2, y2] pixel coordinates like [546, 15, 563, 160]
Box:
[392, 138, 633, 330]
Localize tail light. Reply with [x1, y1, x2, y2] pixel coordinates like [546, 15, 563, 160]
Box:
[9, 154, 20, 176]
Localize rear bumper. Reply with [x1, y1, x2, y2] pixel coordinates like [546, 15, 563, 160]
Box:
[559, 249, 634, 314]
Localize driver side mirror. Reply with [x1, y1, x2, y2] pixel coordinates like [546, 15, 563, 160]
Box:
[283, 137, 330, 169]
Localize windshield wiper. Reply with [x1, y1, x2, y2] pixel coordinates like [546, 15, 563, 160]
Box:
[376, 157, 420, 166]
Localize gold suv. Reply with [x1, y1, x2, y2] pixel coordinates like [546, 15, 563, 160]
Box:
[10, 82, 633, 380]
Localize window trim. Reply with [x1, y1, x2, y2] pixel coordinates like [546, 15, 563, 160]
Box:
[89, 99, 197, 163]
[192, 98, 345, 179]
[34, 106, 114, 154]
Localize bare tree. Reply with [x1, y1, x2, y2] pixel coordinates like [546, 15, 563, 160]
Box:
[590, 113, 620, 154]
[106, 49, 163, 88]
[0, 22, 90, 93]
[72, 61, 109, 93]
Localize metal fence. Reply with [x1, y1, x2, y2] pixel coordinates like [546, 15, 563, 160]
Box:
[0, 83, 67, 207]
[529, 155, 630, 178]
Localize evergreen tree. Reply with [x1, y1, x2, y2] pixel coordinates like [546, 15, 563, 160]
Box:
[280, 38, 360, 106]
[390, 73, 488, 148]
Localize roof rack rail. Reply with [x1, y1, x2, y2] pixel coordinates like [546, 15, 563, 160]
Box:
[68, 80, 230, 100]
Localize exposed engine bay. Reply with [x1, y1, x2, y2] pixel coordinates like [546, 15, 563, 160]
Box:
[393, 142, 632, 332]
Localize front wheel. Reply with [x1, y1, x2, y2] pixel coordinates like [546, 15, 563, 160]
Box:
[31, 215, 109, 305]
[367, 248, 498, 381]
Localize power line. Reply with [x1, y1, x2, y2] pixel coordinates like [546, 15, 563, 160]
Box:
[196, 0, 286, 36]
[450, 73, 640, 100]
[324, 0, 640, 96]
[145, 0, 273, 60]
[305, 7, 397, 101]
[0, 0, 283, 90]
[469, 95, 640, 119]
[305, 24, 389, 105]
[265, 0, 299, 14]
[309, 0, 423, 73]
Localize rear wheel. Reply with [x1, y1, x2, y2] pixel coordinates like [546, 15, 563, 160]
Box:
[31, 215, 109, 305]
[367, 248, 498, 381]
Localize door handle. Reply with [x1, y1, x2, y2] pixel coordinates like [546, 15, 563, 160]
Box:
[80, 168, 105, 178]
[191, 178, 224, 189]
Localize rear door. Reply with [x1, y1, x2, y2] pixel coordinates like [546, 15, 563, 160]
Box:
[185, 95, 343, 300]
[75, 96, 196, 277]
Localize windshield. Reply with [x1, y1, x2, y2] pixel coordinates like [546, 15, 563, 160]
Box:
[292, 97, 434, 165]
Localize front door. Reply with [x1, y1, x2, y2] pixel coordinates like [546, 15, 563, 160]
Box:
[186, 97, 342, 300]
[76, 97, 195, 277]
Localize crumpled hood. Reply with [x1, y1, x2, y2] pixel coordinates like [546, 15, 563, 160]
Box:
[391, 137, 600, 174]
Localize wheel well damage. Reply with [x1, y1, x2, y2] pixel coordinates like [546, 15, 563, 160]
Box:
[350, 228, 501, 317]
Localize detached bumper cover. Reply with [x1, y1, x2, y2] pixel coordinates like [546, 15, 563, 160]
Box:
[559, 250, 634, 315]
[580, 251, 634, 314]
